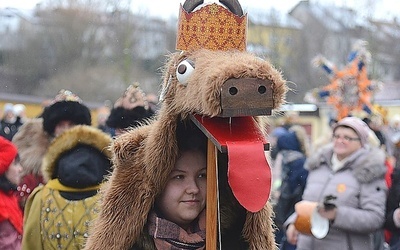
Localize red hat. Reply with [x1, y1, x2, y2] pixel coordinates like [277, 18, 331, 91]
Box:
[0, 137, 18, 175]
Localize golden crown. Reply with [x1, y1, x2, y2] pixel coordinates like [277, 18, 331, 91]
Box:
[52, 89, 82, 104]
[176, 3, 247, 51]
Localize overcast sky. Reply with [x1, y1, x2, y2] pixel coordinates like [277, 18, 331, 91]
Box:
[1, 0, 398, 21]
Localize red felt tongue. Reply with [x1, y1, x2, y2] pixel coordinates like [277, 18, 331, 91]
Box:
[191, 115, 271, 212]
[226, 140, 271, 212]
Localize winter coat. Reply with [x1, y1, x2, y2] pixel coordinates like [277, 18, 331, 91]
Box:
[274, 129, 308, 230]
[385, 167, 400, 247]
[0, 119, 18, 141]
[22, 125, 112, 250]
[286, 144, 387, 250]
[0, 190, 23, 250]
[12, 118, 49, 209]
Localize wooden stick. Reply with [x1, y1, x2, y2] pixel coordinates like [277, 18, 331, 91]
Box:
[206, 139, 218, 249]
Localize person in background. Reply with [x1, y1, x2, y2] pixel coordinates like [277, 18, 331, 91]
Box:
[273, 125, 310, 250]
[42, 89, 92, 139]
[12, 104, 27, 131]
[146, 93, 161, 112]
[362, 115, 394, 250]
[268, 125, 288, 202]
[384, 133, 400, 249]
[363, 116, 387, 149]
[12, 118, 49, 210]
[394, 134, 400, 170]
[385, 115, 400, 168]
[22, 125, 112, 250]
[0, 137, 23, 250]
[106, 83, 155, 136]
[12, 89, 92, 210]
[96, 104, 114, 136]
[0, 103, 18, 141]
[285, 116, 387, 250]
[270, 112, 300, 158]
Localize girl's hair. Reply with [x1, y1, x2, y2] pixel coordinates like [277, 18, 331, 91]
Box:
[0, 155, 19, 192]
[0, 175, 17, 192]
[176, 120, 208, 155]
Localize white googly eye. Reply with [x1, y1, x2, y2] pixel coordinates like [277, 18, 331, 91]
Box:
[176, 59, 195, 86]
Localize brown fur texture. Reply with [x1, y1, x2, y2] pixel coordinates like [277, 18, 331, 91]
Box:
[12, 118, 50, 176]
[84, 50, 287, 249]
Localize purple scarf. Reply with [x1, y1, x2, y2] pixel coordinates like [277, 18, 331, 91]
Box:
[148, 209, 206, 250]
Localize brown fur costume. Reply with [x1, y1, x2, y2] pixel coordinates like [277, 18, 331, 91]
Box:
[84, 48, 287, 249]
[12, 118, 50, 177]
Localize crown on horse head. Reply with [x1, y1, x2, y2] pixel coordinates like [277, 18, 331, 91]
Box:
[176, 0, 247, 51]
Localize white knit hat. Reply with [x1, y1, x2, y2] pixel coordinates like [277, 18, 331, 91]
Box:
[333, 117, 370, 147]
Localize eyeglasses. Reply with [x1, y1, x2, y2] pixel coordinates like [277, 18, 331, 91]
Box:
[332, 134, 360, 142]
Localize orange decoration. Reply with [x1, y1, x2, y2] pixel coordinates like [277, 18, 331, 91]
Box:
[305, 40, 382, 120]
[337, 184, 346, 193]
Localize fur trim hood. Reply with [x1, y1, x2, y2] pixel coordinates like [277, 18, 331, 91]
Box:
[41, 125, 112, 182]
[305, 144, 386, 183]
[12, 118, 50, 176]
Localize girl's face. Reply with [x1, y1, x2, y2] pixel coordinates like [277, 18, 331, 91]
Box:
[5, 158, 22, 186]
[332, 127, 362, 160]
[156, 150, 207, 230]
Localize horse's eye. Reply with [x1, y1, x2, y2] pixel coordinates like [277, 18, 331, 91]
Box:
[176, 59, 195, 86]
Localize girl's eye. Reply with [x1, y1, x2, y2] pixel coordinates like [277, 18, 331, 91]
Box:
[198, 172, 207, 179]
[173, 175, 184, 180]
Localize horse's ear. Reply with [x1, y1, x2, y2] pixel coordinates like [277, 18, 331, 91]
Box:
[220, 0, 243, 16]
[182, 0, 243, 16]
[182, 0, 204, 12]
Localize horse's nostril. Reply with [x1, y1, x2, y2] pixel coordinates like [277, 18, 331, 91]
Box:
[229, 87, 238, 96]
[258, 85, 267, 94]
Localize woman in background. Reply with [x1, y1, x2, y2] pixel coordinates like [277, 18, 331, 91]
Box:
[0, 137, 23, 250]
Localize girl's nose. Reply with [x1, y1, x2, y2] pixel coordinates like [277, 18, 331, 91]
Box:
[186, 179, 200, 194]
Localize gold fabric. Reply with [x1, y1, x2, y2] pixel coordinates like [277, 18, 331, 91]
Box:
[40, 186, 100, 249]
[23, 185, 100, 250]
[176, 3, 247, 51]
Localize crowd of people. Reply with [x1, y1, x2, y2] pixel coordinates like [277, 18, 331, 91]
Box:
[0, 86, 157, 249]
[269, 113, 400, 250]
[1, 88, 400, 250]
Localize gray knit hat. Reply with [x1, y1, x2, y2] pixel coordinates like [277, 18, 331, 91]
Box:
[333, 117, 370, 147]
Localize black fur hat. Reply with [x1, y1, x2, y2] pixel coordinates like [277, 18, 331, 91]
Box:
[106, 106, 153, 129]
[106, 83, 155, 129]
[42, 90, 91, 136]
